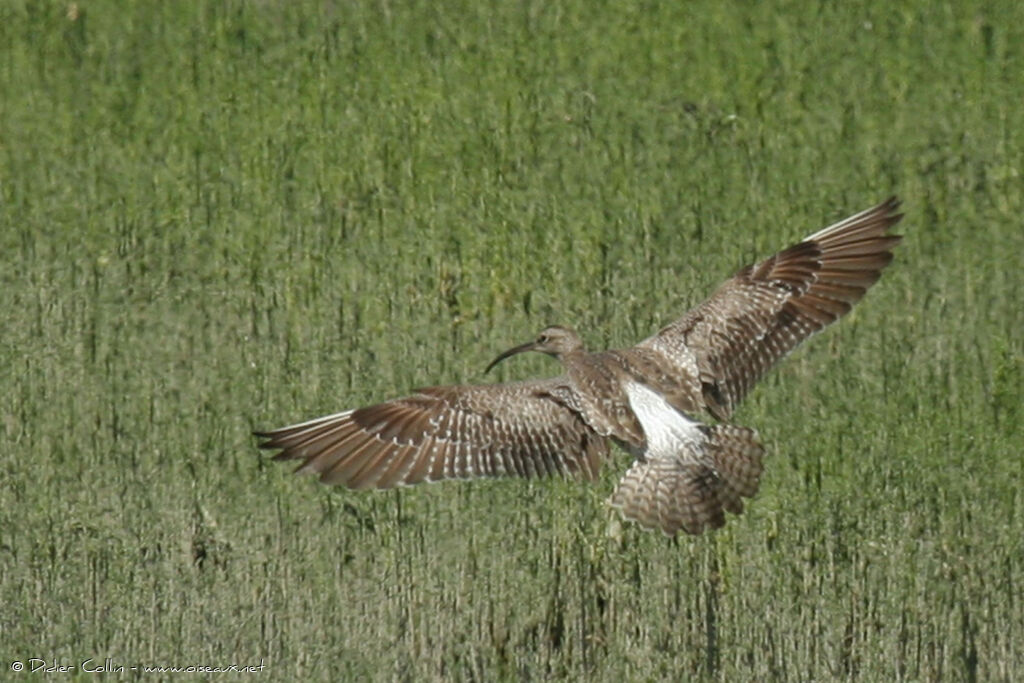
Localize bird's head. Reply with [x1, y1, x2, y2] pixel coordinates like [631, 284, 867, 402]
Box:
[484, 325, 584, 374]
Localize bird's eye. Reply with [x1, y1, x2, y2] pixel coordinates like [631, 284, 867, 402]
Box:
[537, 334, 549, 344]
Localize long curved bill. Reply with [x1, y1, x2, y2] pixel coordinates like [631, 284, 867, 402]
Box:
[484, 341, 538, 374]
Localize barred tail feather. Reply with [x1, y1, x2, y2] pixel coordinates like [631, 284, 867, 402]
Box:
[609, 425, 764, 536]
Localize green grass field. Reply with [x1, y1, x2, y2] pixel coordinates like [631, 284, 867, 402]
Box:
[2, 0, 1022, 679]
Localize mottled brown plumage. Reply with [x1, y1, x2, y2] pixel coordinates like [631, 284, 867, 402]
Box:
[256, 197, 903, 536]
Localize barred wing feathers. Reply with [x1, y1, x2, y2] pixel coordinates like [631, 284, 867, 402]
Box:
[255, 379, 608, 490]
[638, 197, 903, 420]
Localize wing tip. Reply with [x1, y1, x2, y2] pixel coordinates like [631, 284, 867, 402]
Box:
[806, 195, 906, 243]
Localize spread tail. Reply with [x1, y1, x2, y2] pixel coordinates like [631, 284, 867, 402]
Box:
[609, 425, 765, 536]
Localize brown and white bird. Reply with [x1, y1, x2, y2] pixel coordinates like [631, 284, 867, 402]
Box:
[255, 197, 903, 536]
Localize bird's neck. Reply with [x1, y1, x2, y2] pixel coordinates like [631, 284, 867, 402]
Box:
[554, 348, 587, 370]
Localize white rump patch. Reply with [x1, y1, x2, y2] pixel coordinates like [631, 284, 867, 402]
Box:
[623, 381, 706, 457]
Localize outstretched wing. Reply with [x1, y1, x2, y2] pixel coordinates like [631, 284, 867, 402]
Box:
[637, 197, 903, 420]
[255, 379, 608, 489]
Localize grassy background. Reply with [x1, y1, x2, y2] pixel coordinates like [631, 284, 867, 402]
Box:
[1, 0, 1022, 679]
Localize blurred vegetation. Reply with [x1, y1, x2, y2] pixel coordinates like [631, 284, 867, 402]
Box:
[1, 0, 1021, 679]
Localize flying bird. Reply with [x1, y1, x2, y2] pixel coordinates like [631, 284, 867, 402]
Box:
[255, 198, 903, 536]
